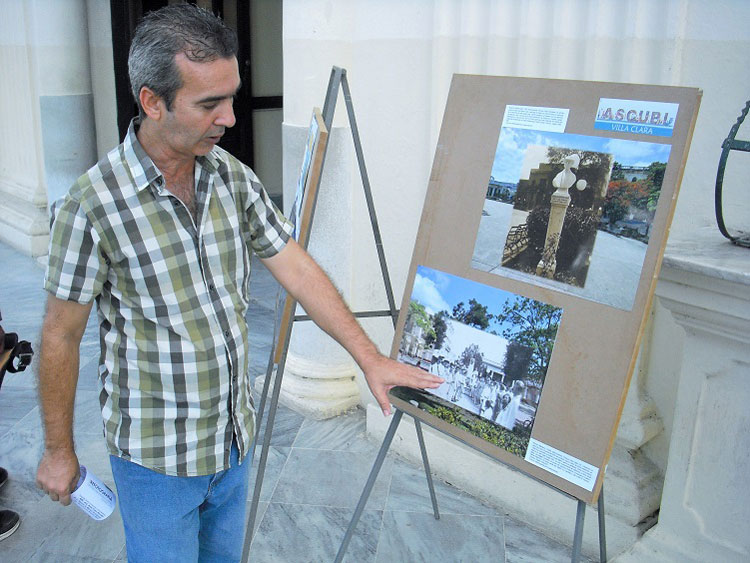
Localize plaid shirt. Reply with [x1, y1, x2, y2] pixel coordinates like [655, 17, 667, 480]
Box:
[45, 121, 292, 476]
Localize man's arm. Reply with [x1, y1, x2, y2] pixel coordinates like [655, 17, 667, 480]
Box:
[35, 295, 93, 505]
[261, 239, 443, 415]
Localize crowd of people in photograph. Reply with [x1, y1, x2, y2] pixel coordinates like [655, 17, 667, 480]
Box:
[423, 355, 528, 432]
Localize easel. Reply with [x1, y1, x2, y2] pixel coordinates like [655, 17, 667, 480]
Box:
[335, 407, 608, 563]
[241, 67, 440, 561]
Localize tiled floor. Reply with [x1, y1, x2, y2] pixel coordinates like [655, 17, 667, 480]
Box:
[0, 241, 582, 562]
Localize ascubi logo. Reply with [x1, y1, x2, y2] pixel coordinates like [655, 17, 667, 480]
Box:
[595, 98, 679, 137]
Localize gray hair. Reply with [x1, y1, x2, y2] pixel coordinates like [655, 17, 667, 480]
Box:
[128, 3, 238, 117]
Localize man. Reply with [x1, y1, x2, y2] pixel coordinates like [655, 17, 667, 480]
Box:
[35, 4, 441, 561]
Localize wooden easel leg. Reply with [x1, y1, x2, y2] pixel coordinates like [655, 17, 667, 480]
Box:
[414, 419, 440, 520]
[334, 409, 404, 563]
[571, 500, 586, 563]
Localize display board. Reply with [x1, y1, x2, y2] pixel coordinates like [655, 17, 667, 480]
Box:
[274, 108, 329, 362]
[389, 75, 700, 503]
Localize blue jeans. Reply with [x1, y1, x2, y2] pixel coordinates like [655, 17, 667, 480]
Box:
[110, 442, 251, 562]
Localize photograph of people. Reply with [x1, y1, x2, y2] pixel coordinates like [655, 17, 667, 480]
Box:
[396, 266, 562, 458]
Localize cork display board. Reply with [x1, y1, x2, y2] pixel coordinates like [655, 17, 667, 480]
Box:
[389, 75, 701, 503]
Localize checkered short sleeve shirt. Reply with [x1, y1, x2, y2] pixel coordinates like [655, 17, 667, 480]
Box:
[45, 121, 293, 476]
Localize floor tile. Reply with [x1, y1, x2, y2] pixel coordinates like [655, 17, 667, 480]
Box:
[248, 445, 291, 502]
[73, 390, 106, 440]
[0, 407, 47, 497]
[386, 457, 501, 517]
[244, 499, 269, 539]
[375, 510, 505, 563]
[5, 545, 114, 563]
[0, 387, 37, 439]
[0, 487, 125, 561]
[76, 356, 104, 392]
[114, 543, 127, 561]
[504, 514, 591, 563]
[253, 402, 305, 448]
[292, 407, 375, 452]
[250, 502, 382, 563]
[0, 243, 46, 342]
[77, 309, 101, 362]
[272, 448, 393, 510]
[0, 415, 113, 515]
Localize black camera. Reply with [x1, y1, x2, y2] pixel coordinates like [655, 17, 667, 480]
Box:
[0, 314, 33, 391]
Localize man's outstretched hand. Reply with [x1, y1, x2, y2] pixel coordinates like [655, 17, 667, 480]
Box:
[362, 354, 443, 416]
[261, 242, 443, 416]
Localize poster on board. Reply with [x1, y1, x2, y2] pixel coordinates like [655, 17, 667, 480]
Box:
[472, 128, 672, 310]
[389, 76, 700, 503]
[274, 108, 329, 362]
[394, 265, 562, 459]
[289, 108, 328, 241]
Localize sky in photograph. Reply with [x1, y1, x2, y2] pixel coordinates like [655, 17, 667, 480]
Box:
[411, 265, 539, 335]
[490, 127, 672, 184]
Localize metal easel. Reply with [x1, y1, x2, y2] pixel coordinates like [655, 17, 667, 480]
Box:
[336, 407, 607, 562]
[334, 408, 607, 563]
[241, 66, 440, 561]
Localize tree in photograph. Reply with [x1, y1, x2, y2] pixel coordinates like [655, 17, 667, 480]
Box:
[602, 179, 650, 224]
[407, 302, 449, 352]
[459, 343, 485, 375]
[407, 300, 435, 343]
[502, 340, 533, 384]
[495, 297, 562, 382]
[525, 205, 598, 285]
[427, 311, 448, 350]
[458, 344, 484, 367]
[451, 298, 492, 330]
[645, 161, 666, 211]
[611, 161, 625, 181]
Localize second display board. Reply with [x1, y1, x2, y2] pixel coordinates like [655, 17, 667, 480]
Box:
[389, 75, 701, 504]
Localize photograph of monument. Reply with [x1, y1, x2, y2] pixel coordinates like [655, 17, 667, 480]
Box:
[393, 265, 562, 458]
[472, 128, 672, 310]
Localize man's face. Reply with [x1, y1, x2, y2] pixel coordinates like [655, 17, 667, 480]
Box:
[158, 54, 241, 158]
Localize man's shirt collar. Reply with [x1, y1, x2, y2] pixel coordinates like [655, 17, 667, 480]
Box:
[122, 118, 221, 196]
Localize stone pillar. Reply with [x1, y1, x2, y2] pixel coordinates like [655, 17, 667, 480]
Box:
[605, 349, 665, 535]
[615, 231, 750, 562]
[536, 187, 571, 278]
[0, 0, 98, 257]
[536, 156, 586, 279]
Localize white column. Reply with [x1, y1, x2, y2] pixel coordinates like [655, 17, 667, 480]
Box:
[261, 123, 360, 419]
[0, 0, 50, 256]
[615, 229, 750, 562]
[0, 0, 98, 257]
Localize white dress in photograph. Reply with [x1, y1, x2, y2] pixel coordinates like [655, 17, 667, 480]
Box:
[497, 392, 521, 430]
